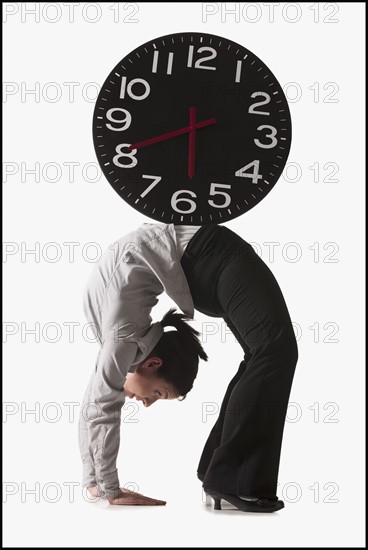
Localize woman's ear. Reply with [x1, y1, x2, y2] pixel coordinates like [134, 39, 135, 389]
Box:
[138, 356, 163, 371]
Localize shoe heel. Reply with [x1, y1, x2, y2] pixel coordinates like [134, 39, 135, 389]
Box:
[214, 497, 221, 510]
[204, 490, 222, 510]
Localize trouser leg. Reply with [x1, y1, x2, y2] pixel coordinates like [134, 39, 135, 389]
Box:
[202, 244, 298, 499]
[203, 338, 297, 498]
[197, 317, 252, 481]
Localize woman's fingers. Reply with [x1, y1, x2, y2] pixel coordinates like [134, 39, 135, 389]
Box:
[120, 488, 166, 504]
[108, 490, 166, 506]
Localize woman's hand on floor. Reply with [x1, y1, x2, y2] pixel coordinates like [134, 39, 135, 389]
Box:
[87, 485, 166, 505]
[108, 488, 166, 506]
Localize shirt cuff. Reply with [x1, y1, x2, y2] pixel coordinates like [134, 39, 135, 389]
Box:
[96, 469, 120, 500]
[82, 463, 97, 488]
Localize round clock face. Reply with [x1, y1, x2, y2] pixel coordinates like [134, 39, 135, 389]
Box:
[93, 31, 292, 225]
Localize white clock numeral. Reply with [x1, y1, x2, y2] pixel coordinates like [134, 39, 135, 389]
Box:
[106, 108, 132, 131]
[248, 92, 271, 116]
[254, 125, 278, 149]
[113, 144, 138, 168]
[140, 175, 162, 198]
[120, 76, 150, 101]
[152, 50, 174, 75]
[187, 46, 217, 71]
[235, 161, 263, 183]
[171, 190, 197, 213]
[208, 183, 231, 208]
[235, 60, 242, 83]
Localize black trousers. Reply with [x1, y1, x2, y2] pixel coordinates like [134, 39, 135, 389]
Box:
[180, 225, 298, 500]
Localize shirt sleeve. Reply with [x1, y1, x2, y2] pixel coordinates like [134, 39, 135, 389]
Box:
[85, 334, 138, 500]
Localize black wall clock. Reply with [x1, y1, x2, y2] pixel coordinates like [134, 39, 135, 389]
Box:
[93, 31, 292, 225]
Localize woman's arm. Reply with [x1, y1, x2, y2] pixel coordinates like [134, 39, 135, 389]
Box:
[85, 337, 136, 500]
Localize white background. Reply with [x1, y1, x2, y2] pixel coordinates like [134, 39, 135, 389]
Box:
[3, 2, 365, 547]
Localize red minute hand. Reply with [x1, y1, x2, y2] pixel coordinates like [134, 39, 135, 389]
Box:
[128, 116, 216, 150]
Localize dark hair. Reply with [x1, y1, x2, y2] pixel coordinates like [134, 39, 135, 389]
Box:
[148, 307, 209, 401]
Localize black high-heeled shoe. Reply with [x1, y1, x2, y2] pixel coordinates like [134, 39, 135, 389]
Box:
[205, 490, 285, 513]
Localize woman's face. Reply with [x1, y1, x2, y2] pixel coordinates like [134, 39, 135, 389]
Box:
[123, 356, 178, 407]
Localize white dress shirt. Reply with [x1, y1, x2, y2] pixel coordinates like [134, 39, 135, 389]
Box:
[174, 224, 202, 258]
[79, 222, 200, 499]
